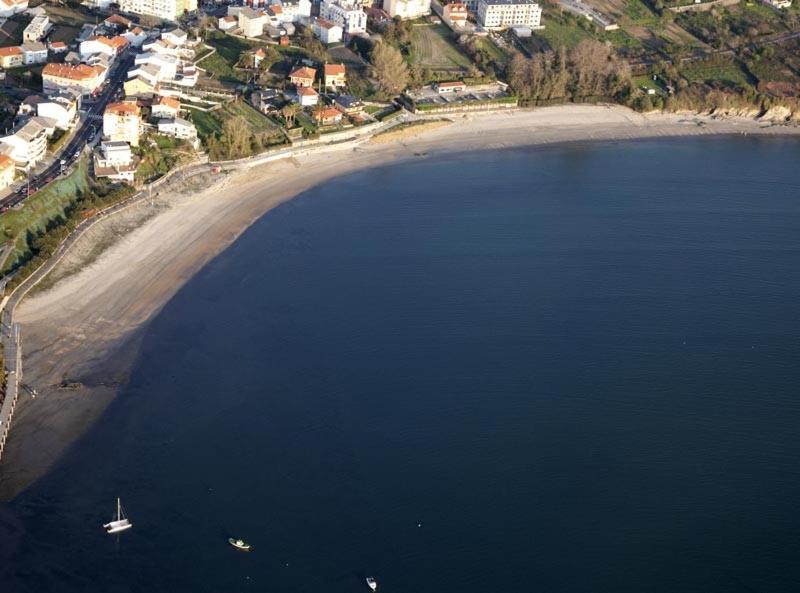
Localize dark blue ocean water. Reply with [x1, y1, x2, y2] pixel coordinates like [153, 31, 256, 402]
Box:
[2, 137, 800, 593]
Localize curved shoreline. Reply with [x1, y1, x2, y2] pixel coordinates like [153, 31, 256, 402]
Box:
[1, 104, 798, 500]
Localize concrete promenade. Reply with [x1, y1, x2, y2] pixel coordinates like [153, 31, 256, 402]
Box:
[0, 313, 21, 463]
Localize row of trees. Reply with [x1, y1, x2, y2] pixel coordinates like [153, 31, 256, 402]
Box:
[508, 40, 632, 104]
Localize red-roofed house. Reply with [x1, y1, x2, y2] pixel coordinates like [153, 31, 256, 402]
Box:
[289, 66, 316, 88]
[296, 86, 319, 107]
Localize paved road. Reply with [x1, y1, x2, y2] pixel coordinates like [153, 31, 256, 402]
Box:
[0, 51, 135, 212]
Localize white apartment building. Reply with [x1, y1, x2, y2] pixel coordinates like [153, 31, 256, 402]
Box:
[118, 0, 197, 22]
[123, 27, 148, 47]
[320, 0, 367, 35]
[0, 118, 49, 170]
[0, 0, 28, 18]
[94, 141, 136, 183]
[21, 41, 47, 65]
[383, 0, 430, 19]
[157, 117, 198, 148]
[19, 91, 80, 129]
[312, 17, 343, 44]
[22, 13, 51, 42]
[134, 51, 179, 79]
[477, 0, 541, 30]
[269, 0, 311, 22]
[103, 101, 141, 146]
[79, 36, 129, 61]
[238, 7, 268, 37]
[162, 28, 188, 46]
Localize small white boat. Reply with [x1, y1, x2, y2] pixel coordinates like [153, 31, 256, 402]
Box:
[103, 498, 133, 534]
[366, 576, 377, 591]
[228, 538, 252, 551]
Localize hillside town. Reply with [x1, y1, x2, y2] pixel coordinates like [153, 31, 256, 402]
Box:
[0, 0, 797, 221]
[0, 0, 551, 201]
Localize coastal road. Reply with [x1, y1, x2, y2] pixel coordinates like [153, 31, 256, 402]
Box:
[0, 51, 135, 213]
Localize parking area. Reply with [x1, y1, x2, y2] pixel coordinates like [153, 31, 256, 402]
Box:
[407, 82, 512, 108]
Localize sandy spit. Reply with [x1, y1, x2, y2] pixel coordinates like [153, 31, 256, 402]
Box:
[1, 105, 798, 500]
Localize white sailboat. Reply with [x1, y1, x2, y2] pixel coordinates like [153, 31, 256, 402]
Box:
[103, 498, 133, 534]
[366, 576, 378, 591]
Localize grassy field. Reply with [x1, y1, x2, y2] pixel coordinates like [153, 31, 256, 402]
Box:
[0, 158, 90, 272]
[474, 37, 509, 64]
[681, 58, 752, 89]
[203, 35, 267, 83]
[622, 0, 659, 25]
[529, 13, 594, 51]
[187, 100, 277, 141]
[409, 24, 473, 71]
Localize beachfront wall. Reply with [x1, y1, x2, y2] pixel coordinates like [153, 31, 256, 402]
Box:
[409, 97, 519, 114]
[0, 320, 21, 463]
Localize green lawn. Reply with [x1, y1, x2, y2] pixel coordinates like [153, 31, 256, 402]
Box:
[681, 58, 752, 89]
[186, 100, 277, 141]
[623, 0, 659, 25]
[530, 13, 594, 50]
[203, 34, 267, 83]
[409, 24, 473, 71]
[474, 37, 509, 63]
[1, 159, 90, 272]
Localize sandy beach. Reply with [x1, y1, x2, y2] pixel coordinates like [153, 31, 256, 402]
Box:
[1, 104, 798, 500]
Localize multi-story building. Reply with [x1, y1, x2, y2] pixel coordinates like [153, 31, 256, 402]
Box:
[324, 63, 346, 89]
[19, 91, 80, 129]
[133, 51, 179, 80]
[0, 154, 15, 190]
[477, 0, 541, 30]
[79, 36, 129, 61]
[0, 0, 28, 18]
[443, 2, 468, 28]
[157, 117, 198, 147]
[0, 46, 23, 68]
[238, 7, 268, 37]
[118, 0, 197, 22]
[289, 66, 316, 88]
[151, 95, 180, 119]
[0, 118, 49, 170]
[124, 75, 158, 97]
[269, 0, 311, 22]
[103, 101, 141, 146]
[383, 0, 430, 19]
[312, 18, 343, 44]
[320, 0, 367, 35]
[42, 63, 107, 95]
[23, 13, 51, 42]
[93, 141, 137, 183]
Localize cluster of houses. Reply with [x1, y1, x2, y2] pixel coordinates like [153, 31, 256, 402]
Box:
[251, 62, 366, 128]
[94, 93, 199, 184]
[0, 86, 80, 184]
[214, 0, 540, 44]
[216, 0, 426, 46]
[0, 2, 202, 191]
[125, 27, 200, 97]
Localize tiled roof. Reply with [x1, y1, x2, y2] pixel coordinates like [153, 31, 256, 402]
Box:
[43, 63, 104, 80]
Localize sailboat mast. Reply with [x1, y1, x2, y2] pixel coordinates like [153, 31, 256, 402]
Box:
[117, 497, 121, 521]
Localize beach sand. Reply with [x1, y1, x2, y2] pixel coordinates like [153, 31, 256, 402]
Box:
[1, 105, 797, 500]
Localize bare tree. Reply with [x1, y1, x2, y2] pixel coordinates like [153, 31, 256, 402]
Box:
[370, 42, 410, 97]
